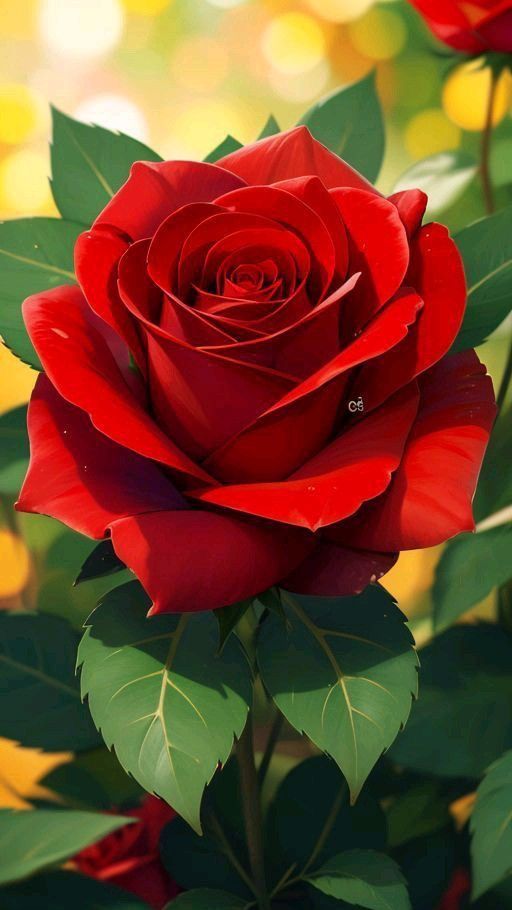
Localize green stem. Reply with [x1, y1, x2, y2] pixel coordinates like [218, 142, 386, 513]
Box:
[497, 339, 512, 411]
[236, 717, 270, 910]
[258, 709, 284, 787]
[480, 66, 498, 216]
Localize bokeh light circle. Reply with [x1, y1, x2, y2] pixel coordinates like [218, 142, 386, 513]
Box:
[0, 150, 52, 215]
[0, 84, 40, 145]
[0, 530, 30, 599]
[171, 36, 229, 93]
[405, 108, 461, 160]
[74, 94, 149, 142]
[306, 0, 374, 23]
[269, 60, 330, 103]
[205, 0, 248, 7]
[121, 0, 172, 13]
[262, 12, 326, 76]
[443, 60, 512, 131]
[348, 8, 407, 60]
[38, 0, 124, 60]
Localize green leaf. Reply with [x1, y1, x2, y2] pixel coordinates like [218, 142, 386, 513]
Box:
[41, 746, 142, 811]
[0, 809, 133, 886]
[78, 581, 252, 833]
[164, 891, 247, 910]
[453, 204, 512, 351]
[0, 217, 81, 369]
[215, 599, 252, 653]
[474, 405, 512, 521]
[258, 115, 280, 139]
[266, 755, 386, 889]
[0, 404, 29, 495]
[390, 624, 512, 778]
[51, 107, 162, 225]
[386, 782, 450, 848]
[75, 539, 126, 586]
[0, 611, 101, 751]
[433, 526, 512, 631]
[258, 587, 418, 801]
[394, 151, 477, 217]
[299, 72, 385, 183]
[307, 850, 411, 910]
[471, 750, 512, 899]
[204, 135, 243, 164]
[0, 871, 149, 909]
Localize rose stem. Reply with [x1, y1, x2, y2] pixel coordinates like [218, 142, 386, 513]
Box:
[258, 709, 284, 787]
[480, 64, 499, 216]
[236, 716, 271, 910]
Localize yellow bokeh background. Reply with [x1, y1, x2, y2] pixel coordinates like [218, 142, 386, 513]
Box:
[0, 0, 510, 805]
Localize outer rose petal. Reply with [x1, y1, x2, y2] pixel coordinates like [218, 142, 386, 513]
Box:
[17, 375, 184, 539]
[409, 0, 484, 52]
[283, 542, 398, 596]
[333, 351, 497, 551]
[23, 284, 212, 484]
[93, 160, 246, 239]
[479, 8, 512, 53]
[109, 511, 312, 614]
[191, 384, 419, 531]
[388, 189, 428, 239]
[218, 125, 376, 193]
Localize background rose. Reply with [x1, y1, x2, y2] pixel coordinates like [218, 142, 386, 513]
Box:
[75, 795, 179, 909]
[16, 126, 496, 615]
[409, 0, 512, 54]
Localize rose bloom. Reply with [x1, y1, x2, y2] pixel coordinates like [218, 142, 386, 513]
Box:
[17, 128, 496, 614]
[409, 0, 512, 54]
[75, 795, 179, 909]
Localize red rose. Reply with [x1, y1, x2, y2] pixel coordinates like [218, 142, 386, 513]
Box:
[409, 0, 512, 54]
[75, 795, 179, 909]
[17, 127, 496, 614]
[435, 867, 471, 909]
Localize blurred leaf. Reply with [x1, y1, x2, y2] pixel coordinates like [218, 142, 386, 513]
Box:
[453, 205, 512, 351]
[0, 404, 28, 495]
[204, 135, 243, 163]
[266, 756, 386, 888]
[490, 137, 512, 188]
[433, 526, 512, 631]
[394, 830, 456, 910]
[258, 115, 280, 139]
[75, 539, 126, 586]
[51, 108, 162, 225]
[78, 581, 251, 833]
[258, 587, 418, 802]
[386, 781, 450, 848]
[165, 892, 246, 910]
[471, 749, 512, 900]
[0, 809, 133, 886]
[474, 405, 512, 521]
[40, 761, 112, 810]
[307, 850, 411, 909]
[390, 624, 512, 778]
[394, 152, 477, 217]
[0, 611, 101, 751]
[300, 72, 385, 183]
[0, 217, 81, 369]
[0, 871, 149, 909]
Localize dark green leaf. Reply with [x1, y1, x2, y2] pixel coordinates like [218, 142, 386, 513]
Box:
[433, 526, 512, 631]
[0, 611, 101, 751]
[75, 539, 126, 586]
[258, 587, 418, 801]
[266, 756, 386, 889]
[216, 599, 252, 653]
[390, 624, 512, 778]
[164, 891, 247, 910]
[394, 152, 477, 217]
[0, 404, 28, 494]
[307, 850, 411, 910]
[0, 870, 149, 909]
[78, 581, 252, 833]
[453, 205, 512, 351]
[258, 115, 280, 139]
[471, 749, 512, 899]
[0, 809, 133, 886]
[395, 830, 456, 910]
[41, 761, 112, 811]
[474, 405, 512, 521]
[386, 781, 450, 848]
[41, 746, 142, 810]
[0, 217, 81, 368]
[51, 107, 162, 224]
[299, 73, 385, 183]
[204, 135, 243, 163]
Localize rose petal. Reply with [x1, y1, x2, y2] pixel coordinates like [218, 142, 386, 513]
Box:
[109, 510, 312, 614]
[17, 375, 184, 538]
[388, 189, 428, 239]
[192, 383, 419, 531]
[283, 542, 398, 596]
[147, 201, 225, 297]
[218, 125, 376, 193]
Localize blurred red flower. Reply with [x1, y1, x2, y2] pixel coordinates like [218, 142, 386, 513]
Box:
[410, 0, 512, 54]
[435, 867, 471, 910]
